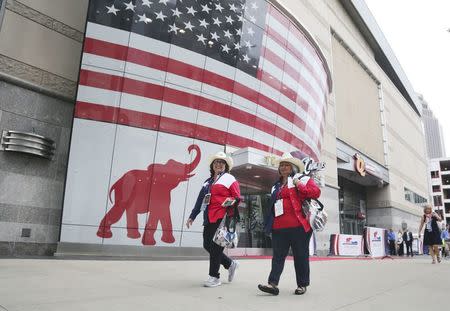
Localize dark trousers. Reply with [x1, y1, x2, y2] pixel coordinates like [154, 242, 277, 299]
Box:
[203, 220, 232, 278]
[397, 243, 404, 256]
[269, 226, 312, 287]
[388, 240, 396, 255]
[405, 242, 413, 256]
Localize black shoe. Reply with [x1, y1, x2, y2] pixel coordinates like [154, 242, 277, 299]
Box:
[294, 286, 307, 295]
[258, 284, 279, 295]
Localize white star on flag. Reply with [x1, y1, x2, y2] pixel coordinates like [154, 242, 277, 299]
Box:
[244, 40, 252, 48]
[215, 3, 224, 12]
[199, 19, 209, 28]
[223, 29, 232, 38]
[155, 11, 167, 21]
[137, 13, 151, 24]
[186, 6, 197, 16]
[168, 23, 180, 34]
[229, 3, 238, 12]
[237, 14, 244, 22]
[234, 42, 241, 50]
[159, 0, 169, 5]
[124, 1, 136, 11]
[247, 27, 255, 36]
[211, 32, 220, 41]
[249, 15, 256, 23]
[142, 0, 152, 8]
[201, 4, 211, 13]
[196, 34, 207, 44]
[236, 28, 242, 36]
[225, 16, 234, 24]
[171, 8, 182, 17]
[243, 54, 250, 63]
[251, 2, 258, 9]
[184, 21, 194, 31]
[212, 17, 222, 26]
[221, 44, 231, 53]
[106, 4, 119, 15]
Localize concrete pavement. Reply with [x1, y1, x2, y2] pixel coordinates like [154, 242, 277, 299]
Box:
[0, 256, 448, 311]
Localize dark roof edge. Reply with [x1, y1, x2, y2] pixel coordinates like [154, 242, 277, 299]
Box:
[340, 0, 422, 116]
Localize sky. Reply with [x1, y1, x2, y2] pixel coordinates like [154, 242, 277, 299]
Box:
[364, 0, 450, 156]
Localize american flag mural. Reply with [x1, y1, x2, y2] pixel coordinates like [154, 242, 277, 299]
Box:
[60, 0, 331, 247]
[75, 0, 330, 160]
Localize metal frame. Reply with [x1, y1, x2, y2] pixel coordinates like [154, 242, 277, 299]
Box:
[1, 130, 56, 160]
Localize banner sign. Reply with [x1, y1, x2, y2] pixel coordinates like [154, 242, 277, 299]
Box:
[364, 227, 387, 257]
[329, 234, 364, 256]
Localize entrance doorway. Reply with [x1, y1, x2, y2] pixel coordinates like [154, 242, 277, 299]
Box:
[238, 190, 272, 248]
[338, 176, 367, 235]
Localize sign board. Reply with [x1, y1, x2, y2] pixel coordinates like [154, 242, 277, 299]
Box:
[364, 227, 387, 257]
[329, 234, 364, 256]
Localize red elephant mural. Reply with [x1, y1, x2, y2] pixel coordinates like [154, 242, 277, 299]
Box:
[97, 144, 201, 245]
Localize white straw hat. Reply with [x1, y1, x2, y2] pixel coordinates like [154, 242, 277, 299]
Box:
[208, 151, 233, 170]
[274, 152, 305, 172]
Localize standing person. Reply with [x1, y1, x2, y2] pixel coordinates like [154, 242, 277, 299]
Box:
[258, 153, 321, 296]
[396, 230, 404, 256]
[440, 224, 449, 258]
[418, 204, 442, 264]
[185, 151, 241, 287]
[387, 229, 396, 256]
[403, 228, 414, 257]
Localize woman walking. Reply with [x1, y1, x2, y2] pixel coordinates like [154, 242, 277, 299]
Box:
[258, 152, 321, 296]
[186, 151, 240, 287]
[419, 204, 442, 264]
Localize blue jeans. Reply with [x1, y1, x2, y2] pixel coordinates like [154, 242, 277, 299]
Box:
[268, 226, 312, 287]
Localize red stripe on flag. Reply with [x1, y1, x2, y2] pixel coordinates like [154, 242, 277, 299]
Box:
[84, 37, 128, 61]
[85, 37, 323, 127]
[75, 101, 284, 156]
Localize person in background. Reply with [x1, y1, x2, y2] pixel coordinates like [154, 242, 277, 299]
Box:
[258, 152, 321, 296]
[186, 151, 240, 287]
[403, 228, 414, 257]
[387, 229, 396, 256]
[440, 224, 449, 258]
[418, 204, 442, 264]
[396, 230, 404, 256]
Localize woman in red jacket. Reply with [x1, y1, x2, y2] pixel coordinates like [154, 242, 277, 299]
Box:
[258, 152, 321, 296]
[186, 151, 241, 287]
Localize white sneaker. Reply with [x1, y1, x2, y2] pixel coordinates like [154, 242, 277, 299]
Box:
[228, 260, 239, 282]
[204, 276, 221, 287]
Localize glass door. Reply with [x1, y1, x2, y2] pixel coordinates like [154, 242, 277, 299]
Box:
[238, 191, 272, 248]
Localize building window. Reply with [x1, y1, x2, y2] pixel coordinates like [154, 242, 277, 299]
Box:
[440, 161, 450, 172]
[445, 203, 450, 214]
[404, 187, 427, 205]
[431, 171, 440, 178]
[432, 185, 441, 192]
[442, 176, 450, 186]
[444, 189, 450, 200]
[433, 195, 443, 207]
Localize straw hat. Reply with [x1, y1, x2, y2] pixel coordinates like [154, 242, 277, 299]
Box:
[208, 151, 233, 170]
[274, 152, 305, 172]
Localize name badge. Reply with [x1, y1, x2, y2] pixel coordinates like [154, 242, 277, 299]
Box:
[201, 193, 211, 212]
[203, 193, 211, 205]
[274, 199, 284, 217]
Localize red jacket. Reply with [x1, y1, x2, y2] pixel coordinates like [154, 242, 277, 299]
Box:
[273, 176, 321, 231]
[207, 173, 241, 223]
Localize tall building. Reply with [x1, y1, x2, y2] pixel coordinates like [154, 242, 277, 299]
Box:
[429, 158, 450, 225]
[420, 94, 446, 159]
[0, 0, 429, 256]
